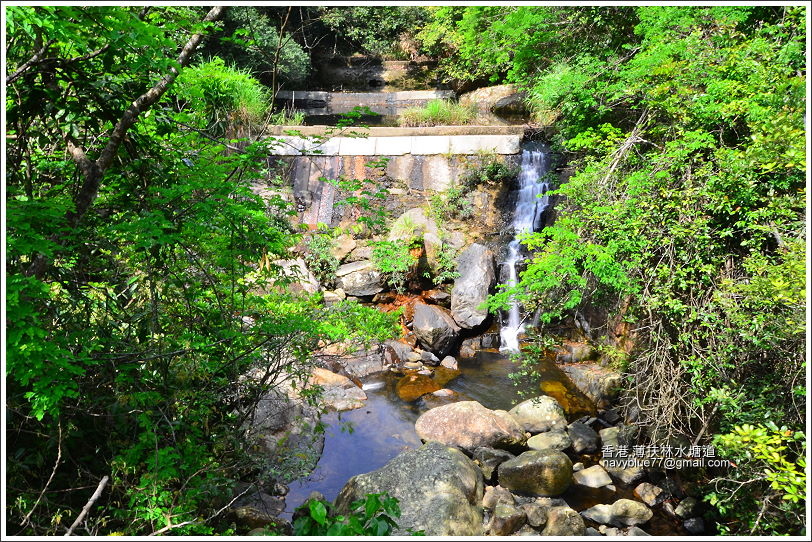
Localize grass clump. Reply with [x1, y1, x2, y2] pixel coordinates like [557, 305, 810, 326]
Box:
[398, 99, 476, 127]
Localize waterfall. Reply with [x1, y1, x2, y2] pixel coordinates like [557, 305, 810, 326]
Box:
[500, 145, 552, 352]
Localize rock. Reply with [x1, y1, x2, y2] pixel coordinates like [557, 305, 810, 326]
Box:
[403, 361, 423, 370]
[514, 524, 541, 536]
[601, 408, 623, 425]
[308, 368, 367, 411]
[396, 373, 441, 402]
[573, 462, 585, 471]
[488, 503, 526, 535]
[230, 485, 286, 530]
[411, 302, 460, 357]
[498, 450, 572, 496]
[541, 506, 585, 536]
[473, 447, 515, 480]
[459, 84, 528, 114]
[581, 503, 614, 525]
[335, 348, 386, 379]
[450, 243, 496, 329]
[273, 258, 319, 294]
[322, 289, 346, 305]
[559, 363, 623, 410]
[440, 356, 458, 370]
[634, 482, 666, 507]
[527, 430, 572, 452]
[600, 458, 647, 486]
[415, 401, 526, 454]
[683, 517, 705, 534]
[675, 496, 700, 519]
[458, 337, 479, 358]
[508, 396, 568, 433]
[424, 289, 451, 305]
[610, 499, 653, 527]
[482, 485, 515, 509]
[584, 527, 602, 536]
[583, 499, 652, 527]
[627, 526, 652, 536]
[406, 351, 423, 362]
[388, 207, 439, 242]
[346, 244, 373, 262]
[330, 234, 357, 262]
[334, 441, 484, 536]
[567, 422, 600, 454]
[432, 388, 457, 397]
[422, 231, 446, 276]
[383, 340, 413, 365]
[420, 350, 440, 365]
[521, 502, 548, 528]
[480, 332, 500, 349]
[336, 260, 384, 296]
[572, 464, 613, 488]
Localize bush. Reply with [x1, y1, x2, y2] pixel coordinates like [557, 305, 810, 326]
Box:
[398, 99, 476, 127]
[371, 240, 418, 293]
[430, 185, 473, 222]
[293, 492, 404, 536]
[460, 155, 519, 189]
[304, 233, 339, 288]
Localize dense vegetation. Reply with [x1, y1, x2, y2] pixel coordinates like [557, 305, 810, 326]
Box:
[4, 4, 807, 537]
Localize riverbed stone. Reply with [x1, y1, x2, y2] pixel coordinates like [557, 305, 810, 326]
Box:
[473, 447, 515, 480]
[560, 363, 622, 409]
[508, 396, 567, 433]
[521, 502, 548, 528]
[527, 430, 572, 452]
[440, 355, 458, 370]
[334, 441, 484, 536]
[600, 458, 648, 486]
[634, 482, 666, 507]
[336, 260, 384, 296]
[488, 503, 526, 536]
[450, 243, 496, 329]
[411, 302, 460, 357]
[395, 373, 441, 402]
[675, 496, 700, 519]
[308, 368, 367, 411]
[572, 464, 613, 488]
[272, 258, 320, 294]
[482, 484, 515, 509]
[627, 526, 652, 536]
[683, 517, 705, 534]
[541, 506, 585, 536]
[415, 401, 526, 453]
[567, 422, 600, 454]
[612, 499, 654, 526]
[498, 449, 572, 496]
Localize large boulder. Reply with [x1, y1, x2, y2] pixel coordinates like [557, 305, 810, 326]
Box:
[415, 401, 526, 453]
[498, 449, 573, 496]
[450, 244, 496, 329]
[567, 422, 600, 454]
[459, 84, 528, 114]
[411, 302, 460, 357]
[334, 441, 484, 536]
[559, 363, 622, 409]
[336, 260, 384, 297]
[508, 396, 568, 433]
[308, 368, 366, 411]
[572, 464, 613, 488]
[527, 430, 572, 452]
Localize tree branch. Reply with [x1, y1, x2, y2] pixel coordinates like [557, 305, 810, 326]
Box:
[64, 475, 109, 536]
[6, 38, 56, 85]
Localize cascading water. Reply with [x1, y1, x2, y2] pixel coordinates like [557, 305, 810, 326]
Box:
[500, 145, 552, 352]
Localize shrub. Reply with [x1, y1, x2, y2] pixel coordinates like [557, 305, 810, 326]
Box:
[304, 233, 339, 288]
[460, 155, 519, 189]
[398, 99, 476, 127]
[430, 185, 473, 222]
[371, 240, 418, 293]
[293, 492, 403, 536]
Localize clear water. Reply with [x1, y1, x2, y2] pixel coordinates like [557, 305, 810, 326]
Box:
[500, 145, 552, 352]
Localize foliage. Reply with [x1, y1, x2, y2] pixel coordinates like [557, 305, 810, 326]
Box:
[325, 157, 391, 236]
[708, 423, 806, 535]
[4, 5, 399, 536]
[398, 99, 476, 127]
[316, 6, 429, 58]
[304, 233, 340, 288]
[460, 155, 519, 189]
[268, 107, 305, 126]
[429, 185, 473, 222]
[371, 240, 419, 294]
[456, 6, 806, 535]
[204, 6, 311, 87]
[172, 57, 269, 136]
[293, 493, 405, 536]
[430, 242, 461, 286]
